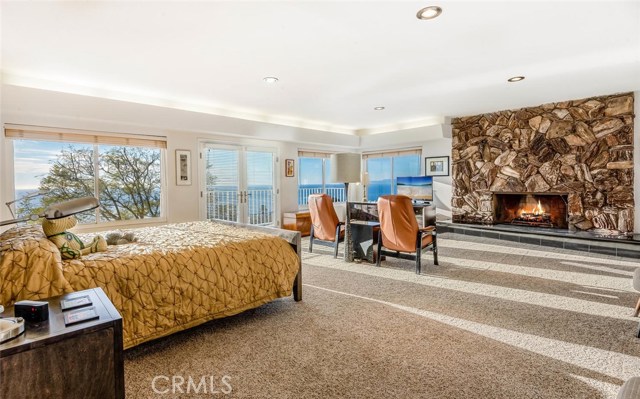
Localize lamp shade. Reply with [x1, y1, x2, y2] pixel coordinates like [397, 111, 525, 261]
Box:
[330, 153, 361, 183]
[43, 197, 100, 220]
[361, 172, 370, 186]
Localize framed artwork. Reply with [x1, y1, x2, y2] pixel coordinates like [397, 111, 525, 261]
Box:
[425, 156, 450, 176]
[176, 150, 192, 185]
[285, 159, 295, 177]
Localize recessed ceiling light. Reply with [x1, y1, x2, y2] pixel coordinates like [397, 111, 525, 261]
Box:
[416, 6, 442, 20]
[508, 76, 525, 82]
[263, 77, 279, 84]
[374, 106, 385, 111]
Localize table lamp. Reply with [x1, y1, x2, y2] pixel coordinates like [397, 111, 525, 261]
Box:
[0, 197, 100, 227]
[361, 172, 370, 202]
[330, 153, 361, 261]
[330, 153, 361, 202]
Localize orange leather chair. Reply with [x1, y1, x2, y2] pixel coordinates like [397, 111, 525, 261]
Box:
[376, 195, 438, 274]
[308, 194, 344, 258]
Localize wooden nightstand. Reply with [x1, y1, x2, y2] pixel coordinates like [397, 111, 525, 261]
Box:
[283, 211, 311, 237]
[0, 288, 124, 399]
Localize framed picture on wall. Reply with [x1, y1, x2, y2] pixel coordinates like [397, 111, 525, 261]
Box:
[285, 159, 295, 177]
[176, 150, 192, 185]
[425, 156, 449, 177]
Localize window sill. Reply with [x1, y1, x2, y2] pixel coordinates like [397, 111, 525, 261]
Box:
[72, 217, 168, 233]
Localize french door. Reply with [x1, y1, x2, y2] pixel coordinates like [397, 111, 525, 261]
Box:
[200, 143, 277, 226]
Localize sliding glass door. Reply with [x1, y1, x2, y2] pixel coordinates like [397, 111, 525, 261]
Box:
[201, 144, 277, 225]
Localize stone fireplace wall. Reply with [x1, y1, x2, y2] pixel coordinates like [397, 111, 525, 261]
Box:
[451, 92, 635, 235]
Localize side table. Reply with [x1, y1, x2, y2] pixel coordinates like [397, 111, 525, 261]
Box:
[0, 287, 124, 399]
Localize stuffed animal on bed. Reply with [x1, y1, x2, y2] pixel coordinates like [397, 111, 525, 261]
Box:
[104, 232, 137, 246]
[42, 216, 107, 260]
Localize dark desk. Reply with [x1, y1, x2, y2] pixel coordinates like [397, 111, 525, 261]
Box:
[351, 221, 380, 263]
[349, 201, 436, 228]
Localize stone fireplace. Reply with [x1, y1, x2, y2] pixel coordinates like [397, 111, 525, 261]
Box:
[493, 193, 568, 229]
[451, 92, 635, 236]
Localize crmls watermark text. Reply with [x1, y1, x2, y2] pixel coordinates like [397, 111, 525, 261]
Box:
[152, 375, 232, 395]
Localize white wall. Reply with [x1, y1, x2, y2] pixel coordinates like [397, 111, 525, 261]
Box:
[635, 90, 639, 234]
[0, 85, 359, 229]
[421, 139, 453, 218]
[359, 124, 453, 217]
[0, 83, 6, 225]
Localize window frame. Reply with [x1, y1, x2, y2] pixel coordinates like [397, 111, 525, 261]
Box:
[6, 127, 168, 229]
[297, 150, 346, 208]
[297, 156, 331, 209]
[363, 148, 422, 201]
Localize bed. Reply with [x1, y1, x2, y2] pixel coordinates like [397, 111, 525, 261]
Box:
[0, 221, 301, 349]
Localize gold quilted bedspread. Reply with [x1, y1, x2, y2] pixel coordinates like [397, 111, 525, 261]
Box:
[0, 221, 300, 348]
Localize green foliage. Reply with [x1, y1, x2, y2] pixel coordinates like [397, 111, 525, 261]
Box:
[17, 145, 161, 222]
[98, 146, 161, 221]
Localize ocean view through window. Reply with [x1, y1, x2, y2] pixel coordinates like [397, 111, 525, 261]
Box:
[11, 137, 164, 225]
[203, 146, 276, 225]
[364, 151, 421, 201]
[298, 156, 345, 206]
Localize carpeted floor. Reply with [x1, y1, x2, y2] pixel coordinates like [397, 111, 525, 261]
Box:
[124, 232, 640, 398]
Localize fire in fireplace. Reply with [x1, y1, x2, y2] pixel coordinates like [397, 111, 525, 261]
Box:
[493, 193, 569, 229]
[512, 199, 553, 228]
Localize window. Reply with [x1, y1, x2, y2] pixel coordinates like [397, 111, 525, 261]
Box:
[297, 150, 345, 206]
[7, 126, 166, 225]
[364, 149, 421, 201]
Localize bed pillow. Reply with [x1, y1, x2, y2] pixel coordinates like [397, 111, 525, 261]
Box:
[0, 225, 72, 306]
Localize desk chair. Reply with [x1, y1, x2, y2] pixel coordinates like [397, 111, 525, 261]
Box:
[308, 194, 344, 258]
[376, 195, 438, 274]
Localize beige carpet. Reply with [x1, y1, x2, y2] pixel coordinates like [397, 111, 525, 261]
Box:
[124, 233, 640, 398]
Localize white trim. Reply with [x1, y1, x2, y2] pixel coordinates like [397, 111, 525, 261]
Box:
[199, 141, 279, 226]
[6, 138, 168, 229]
[361, 147, 422, 159]
[5, 124, 167, 148]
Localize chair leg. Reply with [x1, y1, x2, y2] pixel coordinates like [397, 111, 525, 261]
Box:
[309, 225, 314, 253]
[416, 251, 421, 274]
[432, 234, 439, 266]
[634, 297, 640, 317]
[416, 234, 422, 275]
[376, 230, 382, 267]
[333, 225, 341, 259]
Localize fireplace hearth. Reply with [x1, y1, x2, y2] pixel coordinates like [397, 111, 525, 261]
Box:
[494, 193, 568, 229]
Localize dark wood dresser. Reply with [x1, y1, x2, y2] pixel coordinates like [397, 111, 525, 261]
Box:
[0, 287, 124, 399]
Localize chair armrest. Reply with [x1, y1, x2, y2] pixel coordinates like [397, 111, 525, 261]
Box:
[419, 226, 436, 235]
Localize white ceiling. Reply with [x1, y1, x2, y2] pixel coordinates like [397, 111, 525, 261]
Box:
[2, 1, 639, 135]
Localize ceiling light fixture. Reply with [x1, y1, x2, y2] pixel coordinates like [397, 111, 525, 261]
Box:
[416, 6, 442, 20]
[374, 106, 385, 111]
[508, 76, 525, 82]
[263, 77, 279, 84]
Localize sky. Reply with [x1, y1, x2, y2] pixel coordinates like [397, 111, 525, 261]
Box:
[13, 140, 92, 190]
